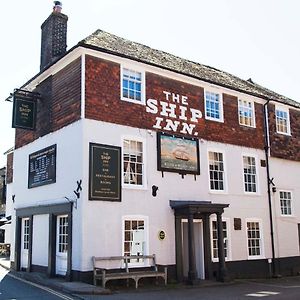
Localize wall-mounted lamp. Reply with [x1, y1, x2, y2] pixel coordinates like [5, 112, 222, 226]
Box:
[152, 185, 159, 197]
[272, 186, 277, 193]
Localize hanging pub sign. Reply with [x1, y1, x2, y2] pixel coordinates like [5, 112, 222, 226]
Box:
[89, 143, 121, 201]
[12, 89, 38, 130]
[157, 132, 200, 175]
[28, 144, 57, 189]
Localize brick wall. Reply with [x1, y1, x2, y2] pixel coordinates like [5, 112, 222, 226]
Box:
[85, 55, 265, 150]
[269, 104, 300, 161]
[15, 58, 81, 149]
[6, 153, 13, 184]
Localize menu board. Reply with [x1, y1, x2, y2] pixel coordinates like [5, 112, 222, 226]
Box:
[28, 145, 57, 188]
[89, 143, 121, 201]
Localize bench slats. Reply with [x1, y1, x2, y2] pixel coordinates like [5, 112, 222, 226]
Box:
[92, 254, 167, 289]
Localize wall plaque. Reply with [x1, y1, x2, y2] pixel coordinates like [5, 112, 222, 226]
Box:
[12, 90, 37, 130]
[89, 143, 121, 201]
[28, 144, 57, 188]
[157, 132, 200, 175]
[158, 230, 166, 241]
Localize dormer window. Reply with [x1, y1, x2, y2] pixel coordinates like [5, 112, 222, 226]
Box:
[121, 67, 145, 105]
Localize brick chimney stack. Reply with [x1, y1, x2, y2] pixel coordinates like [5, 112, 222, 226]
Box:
[40, 1, 68, 71]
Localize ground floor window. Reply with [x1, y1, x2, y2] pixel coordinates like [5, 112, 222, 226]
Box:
[211, 219, 229, 261]
[247, 220, 263, 258]
[123, 216, 147, 264]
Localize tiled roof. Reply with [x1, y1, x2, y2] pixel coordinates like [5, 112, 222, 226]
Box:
[79, 30, 300, 108]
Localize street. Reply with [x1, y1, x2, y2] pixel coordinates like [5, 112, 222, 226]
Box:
[1, 263, 300, 299]
[80, 278, 300, 300]
[0, 266, 75, 300]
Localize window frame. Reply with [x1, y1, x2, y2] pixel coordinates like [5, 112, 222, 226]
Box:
[121, 215, 149, 267]
[204, 89, 224, 122]
[275, 105, 291, 135]
[245, 218, 264, 259]
[207, 149, 227, 193]
[279, 190, 293, 216]
[242, 154, 259, 194]
[120, 65, 146, 105]
[210, 217, 231, 262]
[238, 98, 256, 128]
[122, 136, 147, 190]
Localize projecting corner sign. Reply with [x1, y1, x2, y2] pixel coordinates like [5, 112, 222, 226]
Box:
[12, 89, 39, 130]
[146, 91, 202, 137]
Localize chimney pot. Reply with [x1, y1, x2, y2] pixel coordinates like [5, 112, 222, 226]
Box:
[53, 1, 62, 13]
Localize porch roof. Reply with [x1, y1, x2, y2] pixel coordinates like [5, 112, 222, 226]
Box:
[170, 200, 229, 215]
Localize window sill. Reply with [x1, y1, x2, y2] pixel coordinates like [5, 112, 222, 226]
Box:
[205, 117, 224, 123]
[123, 184, 148, 191]
[239, 123, 256, 129]
[209, 190, 228, 195]
[247, 255, 265, 260]
[276, 131, 291, 137]
[120, 97, 145, 105]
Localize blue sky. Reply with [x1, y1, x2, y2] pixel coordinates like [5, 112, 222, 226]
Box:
[1, 0, 299, 167]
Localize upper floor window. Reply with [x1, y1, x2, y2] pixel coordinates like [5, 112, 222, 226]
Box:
[238, 99, 255, 127]
[275, 106, 291, 135]
[243, 156, 257, 193]
[205, 91, 223, 122]
[247, 220, 263, 258]
[208, 151, 225, 191]
[211, 220, 229, 261]
[121, 67, 145, 104]
[123, 139, 145, 187]
[279, 191, 292, 216]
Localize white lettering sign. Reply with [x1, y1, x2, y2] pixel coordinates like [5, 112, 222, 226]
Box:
[146, 91, 202, 136]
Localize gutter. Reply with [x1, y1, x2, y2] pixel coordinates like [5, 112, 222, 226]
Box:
[263, 100, 278, 277]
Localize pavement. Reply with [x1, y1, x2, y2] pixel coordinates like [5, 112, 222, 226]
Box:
[0, 257, 109, 296]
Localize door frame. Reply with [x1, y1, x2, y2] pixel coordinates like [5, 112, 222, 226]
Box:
[15, 203, 72, 280]
[55, 214, 69, 276]
[181, 219, 205, 279]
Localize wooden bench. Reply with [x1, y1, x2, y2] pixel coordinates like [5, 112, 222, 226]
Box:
[92, 254, 167, 289]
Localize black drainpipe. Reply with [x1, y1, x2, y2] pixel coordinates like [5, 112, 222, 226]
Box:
[263, 100, 277, 277]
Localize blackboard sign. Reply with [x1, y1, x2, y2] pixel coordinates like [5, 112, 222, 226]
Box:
[12, 91, 37, 130]
[28, 145, 57, 189]
[89, 143, 121, 201]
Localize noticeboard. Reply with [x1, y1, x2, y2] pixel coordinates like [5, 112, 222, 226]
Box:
[12, 91, 37, 130]
[89, 143, 121, 201]
[28, 145, 57, 189]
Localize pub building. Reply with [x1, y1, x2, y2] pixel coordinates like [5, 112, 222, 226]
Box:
[5, 2, 300, 284]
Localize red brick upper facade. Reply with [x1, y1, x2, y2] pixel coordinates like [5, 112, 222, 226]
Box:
[15, 58, 82, 149]
[85, 55, 265, 149]
[15, 52, 300, 161]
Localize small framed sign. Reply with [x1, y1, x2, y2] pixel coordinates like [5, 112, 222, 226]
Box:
[89, 143, 121, 201]
[12, 90, 37, 130]
[157, 132, 200, 175]
[28, 144, 57, 189]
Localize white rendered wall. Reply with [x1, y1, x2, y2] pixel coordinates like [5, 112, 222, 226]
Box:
[270, 157, 300, 258]
[32, 214, 49, 266]
[12, 120, 83, 270]
[80, 119, 272, 271]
